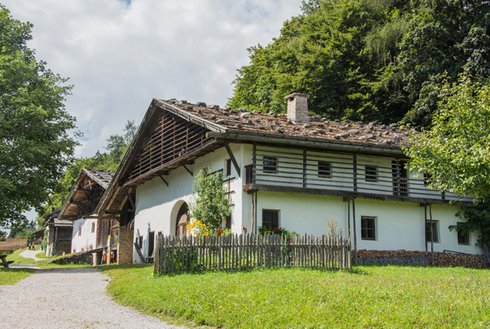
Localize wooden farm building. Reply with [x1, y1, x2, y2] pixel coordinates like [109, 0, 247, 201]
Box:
[44, 210, 72, 257]
[58, 169, 116, 261]
[95, 95, 480, 265]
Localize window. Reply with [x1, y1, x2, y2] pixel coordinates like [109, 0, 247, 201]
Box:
[361, 216, 376, 240]
[457, 222, 470, 245]
[78, 226, 82, 236]
[91, 222, 96, 233]
[225, 215, 232, 229]
[225, 159, 232, 176]
[263, 156, 278, 174]
[318, 161, 332, 178]
[392, 160, 408, 196]
[425, 221, 439, 243]
[262, 209, 279, 230]
[245, 164, 253, 184]
[365, 166, 378, 182]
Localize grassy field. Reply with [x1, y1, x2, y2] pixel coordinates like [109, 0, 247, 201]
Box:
[5, 248, 41, 265]
[104, 265, 490, 329]
[0, 268, 34, 285]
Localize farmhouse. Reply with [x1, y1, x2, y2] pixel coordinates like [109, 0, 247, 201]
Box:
[44, 210, 72, 257]
[58, 169, 114, 258]
[97, 94, 481, 264]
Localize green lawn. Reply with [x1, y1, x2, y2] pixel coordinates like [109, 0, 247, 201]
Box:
[5, 248, 39, 265]
[0, 268, 34, 285]
[104, 266, 490, 329]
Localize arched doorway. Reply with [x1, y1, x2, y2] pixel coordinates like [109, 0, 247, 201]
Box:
[175, 202, 189, 238]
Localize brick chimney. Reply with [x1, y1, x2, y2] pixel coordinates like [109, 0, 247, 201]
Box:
[285, 92, 309, 123]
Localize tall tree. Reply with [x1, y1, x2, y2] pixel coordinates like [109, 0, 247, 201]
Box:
[405, 76, 490, 250]
[229, 0, 490, 125]
[0, 5, 76, 230]
[406, 76, 490, 200]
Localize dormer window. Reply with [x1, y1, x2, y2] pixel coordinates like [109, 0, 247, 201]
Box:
[365, 166, 378, 182]
[263, 156, 278, 174]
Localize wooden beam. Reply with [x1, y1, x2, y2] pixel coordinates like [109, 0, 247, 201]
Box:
[243, 183, 471, 205]
[122, 141, 221, 188]
[126, 190, 135, 210]
[224, 144, 241, 178]
[208, 131, 405, 157]
[182, 164, 193, 176]
[159, 175, 169, 186]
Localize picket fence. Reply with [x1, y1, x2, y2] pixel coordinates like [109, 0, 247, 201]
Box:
[154, 233, 351, 275]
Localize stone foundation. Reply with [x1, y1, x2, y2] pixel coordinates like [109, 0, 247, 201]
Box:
[353, 250, 488, 268]
[50, 249, 102, 265]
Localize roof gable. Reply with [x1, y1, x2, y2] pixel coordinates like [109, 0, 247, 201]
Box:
[97, 99, 225, 214]
[58, 169, 113, 220]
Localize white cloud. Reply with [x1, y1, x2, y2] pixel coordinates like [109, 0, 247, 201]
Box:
[2, 0, 301, 157]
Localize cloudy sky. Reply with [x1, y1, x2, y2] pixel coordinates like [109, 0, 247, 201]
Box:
[3, 0, 301, 157]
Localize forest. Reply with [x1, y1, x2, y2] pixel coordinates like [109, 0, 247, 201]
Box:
[229, 0, 490, 127]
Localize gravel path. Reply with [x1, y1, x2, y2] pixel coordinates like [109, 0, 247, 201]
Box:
[19, 249, 44, 262]
[0, 268, 184, 329]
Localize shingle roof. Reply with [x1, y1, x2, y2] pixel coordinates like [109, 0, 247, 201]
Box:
[83, 169, 114, 189]
[163, 98, 408, 148]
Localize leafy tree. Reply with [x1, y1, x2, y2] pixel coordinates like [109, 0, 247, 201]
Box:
[0, 5, 76, 230]
[190, 169, 231, 230]
[229, 0, 490, 125]
[406, 77, 490, 199]
[405, 76, 490, 251]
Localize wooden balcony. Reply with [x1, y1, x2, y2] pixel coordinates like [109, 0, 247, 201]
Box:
[243, 145, 471, 204]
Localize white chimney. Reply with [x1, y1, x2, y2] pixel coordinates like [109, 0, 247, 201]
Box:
[285, 92, 309, 123]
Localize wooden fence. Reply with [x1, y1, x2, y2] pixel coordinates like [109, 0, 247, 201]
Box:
[154, 233, 351, 275]
[0, 238, 27, 252]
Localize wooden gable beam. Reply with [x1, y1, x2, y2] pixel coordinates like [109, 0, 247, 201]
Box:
[159, 175, 169, 186]
[224, 144, 241, 177]
[182, 164, 193, 176]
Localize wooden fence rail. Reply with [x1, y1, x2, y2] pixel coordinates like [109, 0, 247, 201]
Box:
[0, 238, 27, 252]
[154, 233, 351, 275]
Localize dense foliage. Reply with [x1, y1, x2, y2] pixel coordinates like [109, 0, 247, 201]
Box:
[0, 6, 76, 230]
[190, 169, 231, 230]
[406, 76, 490, 250]
[229, 0, 490, 126]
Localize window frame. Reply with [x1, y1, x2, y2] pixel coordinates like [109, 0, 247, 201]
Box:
[364, 165, 378, 182]
[263, 156, 278, 174]
[361, 216, 377, 241]
[225, 158, 232, 177]
[425, 220, 439, 243]
[456, 222, 470, 245]
[318, 161, 332, 179]
[262, 209, 280, 230]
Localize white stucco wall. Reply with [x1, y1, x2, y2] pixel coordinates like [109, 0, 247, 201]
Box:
[255, 191, 481, 254]
[132, 144, 246, 263]
[132, 142, 482, 262]
[71, 218, 98, 253]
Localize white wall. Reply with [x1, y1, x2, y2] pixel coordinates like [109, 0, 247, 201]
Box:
[255, 191, 481, 255]
[133, 144, 245, 263]
[256, 191, 348, 235]
[133, 142, 482, 261]
[71, 218, 97, 253]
